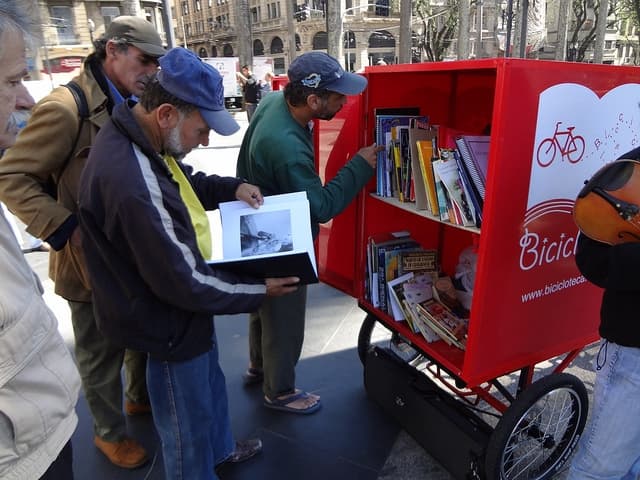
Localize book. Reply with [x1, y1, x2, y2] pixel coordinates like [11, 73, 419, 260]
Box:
[415, 299, 468, 350]
[208, 192, 318, 285]
[452, 148, 483, 227]
[374, 108, 420, 197]
[432, 150, 476, 227]
[430, 158, 453, 222]
[409, 120, 438, 211]
[387, 272, 415, 323]
[377, 238, 420, 313]
[455, 135, 490, 200]
[415, 139, 439, 217]
[401, 274, 438, 342]
[367, 230, 412, 307]
[397, 249, 439, 281]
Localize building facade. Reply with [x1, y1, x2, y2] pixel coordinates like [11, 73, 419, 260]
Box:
[31, 0, 166, 84]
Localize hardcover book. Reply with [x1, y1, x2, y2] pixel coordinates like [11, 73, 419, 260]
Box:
[208, 192, 318, 285]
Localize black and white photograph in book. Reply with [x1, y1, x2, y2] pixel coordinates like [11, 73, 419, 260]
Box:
[240, 210, 293, 257]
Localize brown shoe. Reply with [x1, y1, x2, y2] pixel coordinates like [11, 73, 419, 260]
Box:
[94, 436, 149, 469]
[124, 400, 152, 416]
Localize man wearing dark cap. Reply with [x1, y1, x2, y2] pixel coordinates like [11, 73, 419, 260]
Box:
[78, 47, 299, 480]
[236, 51, 383, 414]
[0, 15, 164, 468]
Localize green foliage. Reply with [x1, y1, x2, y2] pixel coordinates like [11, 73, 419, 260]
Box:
[414, 0, 458, 61]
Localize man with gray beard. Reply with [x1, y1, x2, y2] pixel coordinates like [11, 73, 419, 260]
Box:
[77, 47, 299, 480]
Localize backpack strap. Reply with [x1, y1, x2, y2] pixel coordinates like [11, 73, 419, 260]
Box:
[45, 80, 90, 200]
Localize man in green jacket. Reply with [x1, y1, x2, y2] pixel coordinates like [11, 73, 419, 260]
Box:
[0, 16, 164, 468]
[237, 51, 382, 414]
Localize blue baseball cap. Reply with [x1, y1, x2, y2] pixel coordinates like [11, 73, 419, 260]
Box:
[287, 52, 367, 95]
[157, 48, 239, 136]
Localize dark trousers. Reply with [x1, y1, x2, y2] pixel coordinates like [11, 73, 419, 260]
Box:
[40, 441, 73, 480]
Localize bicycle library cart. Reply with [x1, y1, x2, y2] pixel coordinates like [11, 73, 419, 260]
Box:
[315, 58, 640, 480]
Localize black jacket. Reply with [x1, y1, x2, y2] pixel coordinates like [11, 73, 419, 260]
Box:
[78, 102, 267, 361]
[575, 145, 640, 348]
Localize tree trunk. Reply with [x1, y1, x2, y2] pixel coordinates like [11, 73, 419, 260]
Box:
[458, 0, 470, 59]
[237, 0, 252, 68]
[286, 0, 297, 67]
[399, 0, 412, 63]
[326, 0, 343, 64]
[594, 0, 609, 62]
[555, 0, 571, 60]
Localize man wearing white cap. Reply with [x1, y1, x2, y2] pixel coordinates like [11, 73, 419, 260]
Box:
[78, 47, 299, 480]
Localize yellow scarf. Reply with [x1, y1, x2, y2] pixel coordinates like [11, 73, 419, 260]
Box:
[164, 154, 212, 259]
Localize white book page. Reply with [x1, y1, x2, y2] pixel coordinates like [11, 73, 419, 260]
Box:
[215, 191, 317, 274]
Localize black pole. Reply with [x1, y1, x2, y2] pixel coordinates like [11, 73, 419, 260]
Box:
[505, 0, 514, 57]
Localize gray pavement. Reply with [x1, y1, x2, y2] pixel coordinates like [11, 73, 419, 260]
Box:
[23, 110, 597, 479]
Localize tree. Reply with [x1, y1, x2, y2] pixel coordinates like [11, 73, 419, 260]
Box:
[615, 0, 640, 63]
[414, 0, 459, 61]
[568, 0, 616, 61]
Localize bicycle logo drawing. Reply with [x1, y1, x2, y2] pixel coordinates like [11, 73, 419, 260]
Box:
[536, 121, 586, 167]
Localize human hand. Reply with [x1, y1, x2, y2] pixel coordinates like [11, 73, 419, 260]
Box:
[357, 143, 385, 169]
[265, 277, 300, 296]
[236, 182, 264, 208]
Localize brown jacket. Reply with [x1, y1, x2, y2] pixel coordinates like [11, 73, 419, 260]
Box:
[0, 58, 112, 301]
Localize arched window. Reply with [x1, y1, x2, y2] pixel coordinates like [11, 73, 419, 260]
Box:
[312, 31, 327, 50]
[368, 30, 395, 48]
[270, 37, 284, 54]
[253, 39, 265, 56]
[343, 30, 356, 49]
[198, 47, 208, 58]
[223, 43, 233, 57]
[211, 46, 218, 57]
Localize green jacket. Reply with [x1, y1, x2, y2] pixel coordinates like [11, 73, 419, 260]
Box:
[0, 56, 112, 301]
[237, 91, 374, 238]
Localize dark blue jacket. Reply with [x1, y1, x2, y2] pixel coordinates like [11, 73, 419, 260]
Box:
[78, 101, 267, 361]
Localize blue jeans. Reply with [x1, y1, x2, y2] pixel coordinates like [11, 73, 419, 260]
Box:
[147, 330, 234, 480]
[567, 341, 640, 480]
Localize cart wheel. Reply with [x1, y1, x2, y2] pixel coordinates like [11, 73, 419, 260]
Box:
[357, 314, 377, 366]
[484, 373, 588, 480]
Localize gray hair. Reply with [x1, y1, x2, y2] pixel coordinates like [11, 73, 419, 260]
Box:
[0, 0, 41, 54]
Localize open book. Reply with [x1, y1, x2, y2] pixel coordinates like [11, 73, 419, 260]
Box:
[208, 192, 318, 284]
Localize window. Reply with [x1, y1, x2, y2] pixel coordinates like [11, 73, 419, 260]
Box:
[270, 36, 284, 54]
[182, 1, 189, 15]
[251, 6, 261, 23]
[312, 31, 328, 50]
[101, 6, 121, 28]
[268, 2, 280, 19]
[196, 0, 201, 11]
[375, 0, 389, 17]
[50, 6, 75, 45]
[343, 30, 356, 49]
[274, 57, 285, 75]
[253, 39, 265, 56]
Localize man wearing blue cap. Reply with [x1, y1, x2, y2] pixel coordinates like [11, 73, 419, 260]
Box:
[78, 47, 300, 479]
[236, 51, 383, 414]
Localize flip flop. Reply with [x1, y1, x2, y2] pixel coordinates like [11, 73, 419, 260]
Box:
[263, 391, 321, 415]
[242, 367, 264, 386]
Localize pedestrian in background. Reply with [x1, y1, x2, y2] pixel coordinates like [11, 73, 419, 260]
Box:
[0, 15, 165, 469]
[78, 47, 300, 480]
[236, 51, 383, 414]
[236, 64, 260, 122]
[0, 1, 81, 478]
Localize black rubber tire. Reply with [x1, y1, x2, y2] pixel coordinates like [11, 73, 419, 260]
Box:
[484, 373, 588, 480]
[357, 314, 377, 366]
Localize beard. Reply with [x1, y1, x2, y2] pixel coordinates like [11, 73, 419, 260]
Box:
[164, 119, 187, 161]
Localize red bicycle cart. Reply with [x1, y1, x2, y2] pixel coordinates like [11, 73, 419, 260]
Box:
[314, 58, 639, 479]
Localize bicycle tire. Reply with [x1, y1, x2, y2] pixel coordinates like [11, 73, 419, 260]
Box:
[567, 136, 585, 163]
[484, 373, 588, 480]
